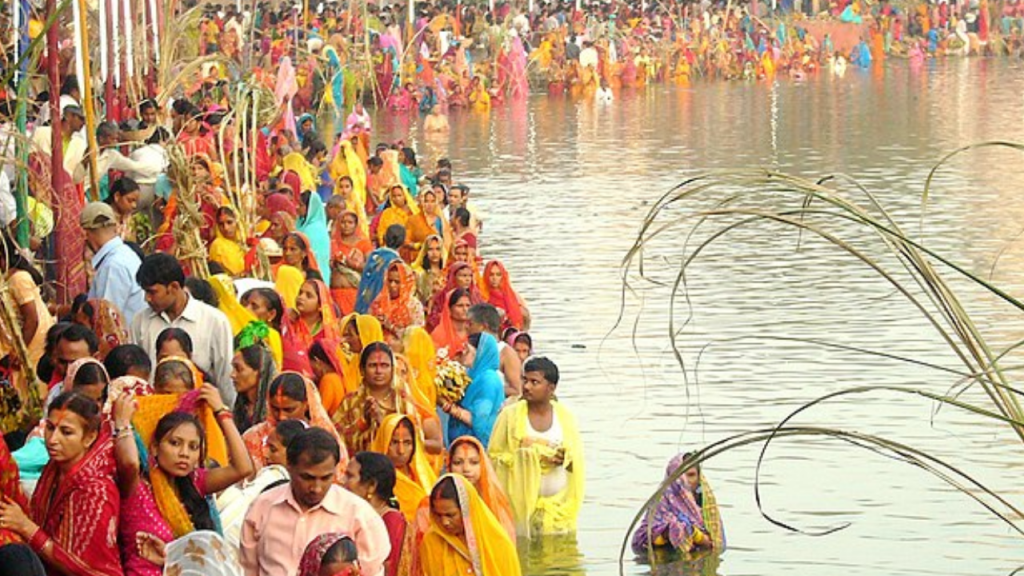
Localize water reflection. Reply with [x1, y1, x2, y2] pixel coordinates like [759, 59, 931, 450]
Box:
[375, 59, 1024, 576]
[637, 548, 722, 576]
[519, 534, 586, 576]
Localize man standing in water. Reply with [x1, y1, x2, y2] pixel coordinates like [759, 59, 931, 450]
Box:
[468, 303, 522, 399]
[489, 356, 585, 538]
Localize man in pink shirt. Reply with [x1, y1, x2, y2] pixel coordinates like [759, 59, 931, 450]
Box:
[240, 428, 390, 576]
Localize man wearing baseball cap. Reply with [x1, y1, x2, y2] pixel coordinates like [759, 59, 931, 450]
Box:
[80, 201, 146, 325]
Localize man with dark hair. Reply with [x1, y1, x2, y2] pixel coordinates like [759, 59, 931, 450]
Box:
[489, 355, 584, 538]
[447, 184, 483, 232]
[103, 343, 152, 380]
[240, 428, 390, 576]
[468, 303, 522, 398]
[80, 202, 146, 325]
[74, 121, 150, 191]
[45, 324, 100, 408]
[131, 253, 235, 403]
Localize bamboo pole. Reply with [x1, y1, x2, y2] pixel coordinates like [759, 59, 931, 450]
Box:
[13, 0, 30, 247]
[104, 0, 116, 121]
[76, 0, 101, 199]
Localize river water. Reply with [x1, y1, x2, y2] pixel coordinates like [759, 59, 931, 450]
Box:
[374, 58, 1024, 576]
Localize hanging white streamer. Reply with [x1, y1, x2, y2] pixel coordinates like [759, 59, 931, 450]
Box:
[73, 0, 86, 92]
[11, 0, 20, 85]
[149, 0, 160, 64]
[123, 0, 134, 77]
[112, 0, 121, 86]
[98, 0, 108, 82]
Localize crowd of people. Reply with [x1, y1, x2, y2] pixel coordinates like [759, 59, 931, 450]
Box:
[0, 0, 852, 574]
[176, 0, 1024, 124]
[0, 144, 591, 576]
[0, 75, 601, 574]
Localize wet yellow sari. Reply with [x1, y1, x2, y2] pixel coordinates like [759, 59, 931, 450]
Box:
[488, 400, 585, 539]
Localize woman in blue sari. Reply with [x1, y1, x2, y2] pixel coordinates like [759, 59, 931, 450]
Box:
[399, 147, 422, 198]
[442, 332, 505, 448]
[297, 191, 332, 277]
[354, 225, 404, 314]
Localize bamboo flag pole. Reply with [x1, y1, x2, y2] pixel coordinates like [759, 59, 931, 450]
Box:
[75, 0, 101, 200]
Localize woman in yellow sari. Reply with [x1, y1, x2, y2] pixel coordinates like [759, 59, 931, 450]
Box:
[281, 151, 317, 192]
[133, 357, 231, 468]
[209, 206, 247, 276]
[208, 274, 285, 369]
[419, 474, 521, 576]
[338, 313, 385, 396]
[330, 140, 368, 211]
[370, 414, 437, 522]
[412, 234, 447, 306]
[377, 184, 419, 246]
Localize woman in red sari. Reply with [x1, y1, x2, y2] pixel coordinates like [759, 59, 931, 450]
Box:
[0, 392, 122, 576]
[430, 288, 473, 357]
[0, 436, 29, 547]
[281, 278, 340, 375]
[479, 260, 530, 332]
[425, 262, 482, 332]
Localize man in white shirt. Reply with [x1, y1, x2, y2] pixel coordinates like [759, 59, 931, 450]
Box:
[30, 104, 87, 177]
[73, 121, 152, 191]
[131, 253, 236, 404]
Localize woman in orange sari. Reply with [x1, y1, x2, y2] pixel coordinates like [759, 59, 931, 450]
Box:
[370, 414, 438, 522]
[330, 210, 373, 315]
[447, 435, 516, 542]
[281, 278, 339, 375]
[308, 338, 349, 416]
[241, 371, 349, 475]
[370, 261, 426, 344]
[430, 288, 473, 357]
[279, 231, 322, 279]
[402, 186, 448, 263]
[479, 260, 530, 332]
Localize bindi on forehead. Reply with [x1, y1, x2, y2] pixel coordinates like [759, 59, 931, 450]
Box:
[48, 409, 76, 429]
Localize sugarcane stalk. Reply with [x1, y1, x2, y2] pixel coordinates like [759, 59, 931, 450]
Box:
[0, 275, 44, 430]
[76, 0, 101, 199]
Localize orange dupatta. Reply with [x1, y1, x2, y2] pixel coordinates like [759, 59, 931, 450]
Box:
[241, 372, 349, 475]
[448, 436, 516, 542]
[479, 260, 525, 330]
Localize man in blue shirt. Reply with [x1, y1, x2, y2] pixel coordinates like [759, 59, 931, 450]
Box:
[80, 202, 146, 325]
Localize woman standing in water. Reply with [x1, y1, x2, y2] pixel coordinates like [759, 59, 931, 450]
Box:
[631, 452, 725, 556]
